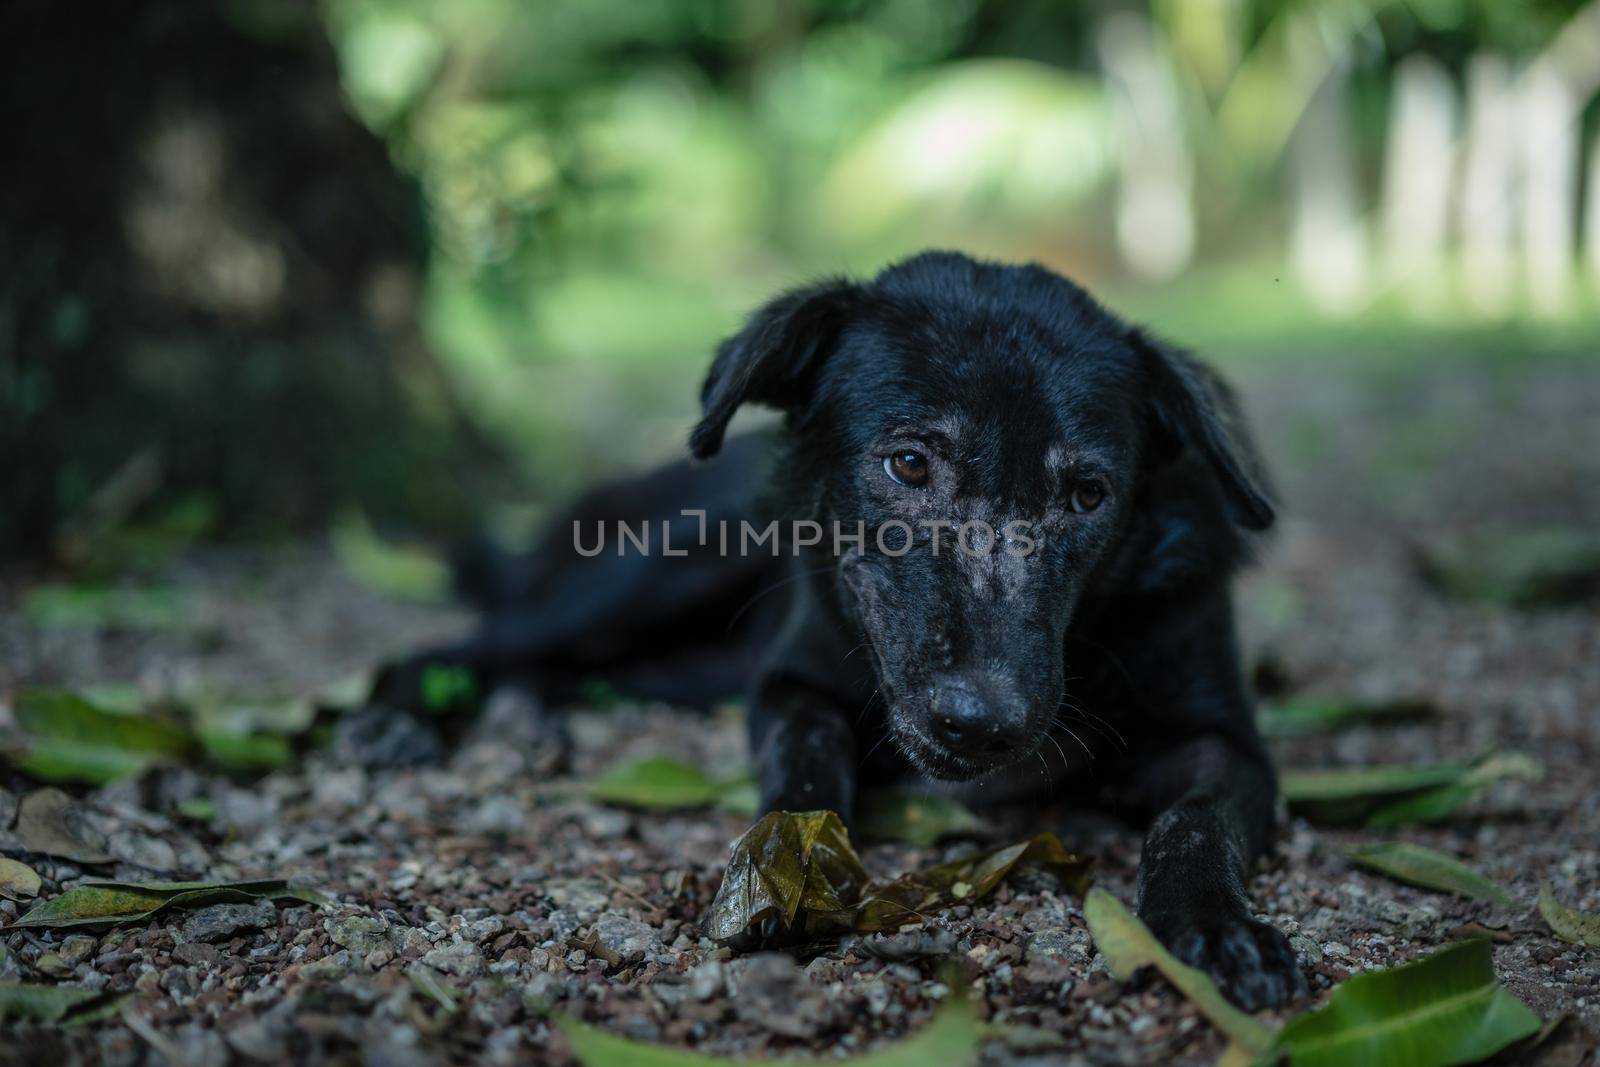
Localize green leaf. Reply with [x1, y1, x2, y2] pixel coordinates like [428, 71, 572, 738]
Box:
[418, 664, 478, 713]
[1259, 697, 1434, 738]
[21, 585, 193, 632]
[856, 788, 981, 847]
[195, 729, 293, 771]
[176, 797, 218, 822]
[0, 982, 126, 1024]
[561, 989, 981, 1067]
[1082, 888, 1273, 1061]
[706, 812, 1089, 944]
[1539, 884, 1600, 946]
[1270, 939, 1540, 1067]
[0, 858, 42, 902]
[12, 879, 329, 930]
[713, 779, 759, 817]
[1346, 843, 1513, 907]
[408, 966, 459, 1013]
[333, 511, 450, 602]
[590, 757, 723, 810]
[1280, 752, 1541, 827]
[10, 689, 195, 786]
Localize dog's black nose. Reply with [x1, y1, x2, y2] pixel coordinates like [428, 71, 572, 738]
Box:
[929, 675, 1023, 756]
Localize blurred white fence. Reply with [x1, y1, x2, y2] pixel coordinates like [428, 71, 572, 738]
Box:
[1106, 4, 1600, 317]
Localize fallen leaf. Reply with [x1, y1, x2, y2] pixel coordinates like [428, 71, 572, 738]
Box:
[855, 835, 1089, 932]
[1539, 884, 1600, 946]
[1446, 922, 1514, 944]
[0, 858, 41, 901]
[333, 510, 450, 602]
[13, 788, 112, 864]
[856, 788, 981, 847]
[590, 757, 722, 810]
[1270, 939, 1540, 1066]
[1347, 843, 1514, 907]
[706, 811, 1088, 945]
[21, 585, 193, 632]
[8, 689, 194, 786]
[1366, 752, 1543, 828]
[175, 797, 218, 822]
[11, 879, 329, 930]
[418, 664, 478, 713]
[408, 966, 459, 1013]
[1083, 888, 1273, 1062]
[0, 982, 127, 1024]
[1259, 696, 1434, 737]
[714, 779, 760, 817]
[706, 811, 871, 942]
[561, 988, 980, 1067]
[194, 729, 293, 771]
[1280, 752, 1542, 827]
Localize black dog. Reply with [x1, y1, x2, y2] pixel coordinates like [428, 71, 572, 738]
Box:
[378, 251, 1306, 1009]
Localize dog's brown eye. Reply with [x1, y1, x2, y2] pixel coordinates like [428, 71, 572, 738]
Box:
[1070, 482, 1105, 514]
[884, 451, 929, 487]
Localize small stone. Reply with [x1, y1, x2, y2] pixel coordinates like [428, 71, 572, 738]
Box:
[104, 828, 179, 871]
[545, 909, 582, 942]
[224, 1002, 297, 1061]
[59, 935, 97, 965]
[485, 1026, 524, 1067]
[331, 705, 444, 769]
[174, 901, 276, 945]
[388, 926, 432, 958]
[302, 956, 349, 980]
[1289, 934, 1323, 966]
[463, 795, 526, 834]
[460, 915, 506, 943]
[327, 915, 389, 954]
[172, 943, 222, 967]
[687, 959, 725, 1000]
[1026, 926, 1091, 963]
[592, 913, 658, 965]
[365, 946, 396, 970]
[422, 940, 485, 978]
[172, 1025, 230, 1067]
[729, 953, 833, 1038]
[34, 952, 72, 978]
[543, 878, 611, 915]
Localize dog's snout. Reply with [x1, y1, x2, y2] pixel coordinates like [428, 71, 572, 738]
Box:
[928, 674, 1026, 757]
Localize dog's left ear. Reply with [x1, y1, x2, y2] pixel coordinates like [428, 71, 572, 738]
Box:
[1134, 330, 1276, 530]
[689, 279, 863, 459]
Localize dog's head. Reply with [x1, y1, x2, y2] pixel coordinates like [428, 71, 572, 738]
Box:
[690, 251, 1273, 780]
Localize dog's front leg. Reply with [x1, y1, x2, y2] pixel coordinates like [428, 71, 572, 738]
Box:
[1134, 734, 1307, 1009]
[718, 675, 858, 951]
[750, 674, 858, 820]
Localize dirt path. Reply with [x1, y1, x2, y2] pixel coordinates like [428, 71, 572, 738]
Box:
[1, 355, 1597, 1066]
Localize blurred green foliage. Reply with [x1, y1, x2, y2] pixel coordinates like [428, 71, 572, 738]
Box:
[313, 0, 1598, 500]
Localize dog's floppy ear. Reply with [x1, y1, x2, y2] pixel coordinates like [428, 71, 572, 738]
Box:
[689, 279, 862, 459]
[1135, 330, 1276, 530]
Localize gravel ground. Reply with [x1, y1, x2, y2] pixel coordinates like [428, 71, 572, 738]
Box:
[1, 353, 1597, 1066]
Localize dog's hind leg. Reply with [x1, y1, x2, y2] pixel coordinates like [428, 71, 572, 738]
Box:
[364, 436, 785, 760]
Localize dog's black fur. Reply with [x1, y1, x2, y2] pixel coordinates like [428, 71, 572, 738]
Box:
[379, 251, 1307, 1009]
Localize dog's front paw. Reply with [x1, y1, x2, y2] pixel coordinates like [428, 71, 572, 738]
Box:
[720, 912, 802, 954]
[1143, 909, 1308, 1011]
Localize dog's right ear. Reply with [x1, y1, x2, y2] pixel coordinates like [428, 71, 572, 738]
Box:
[689, 279, 862, 459]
